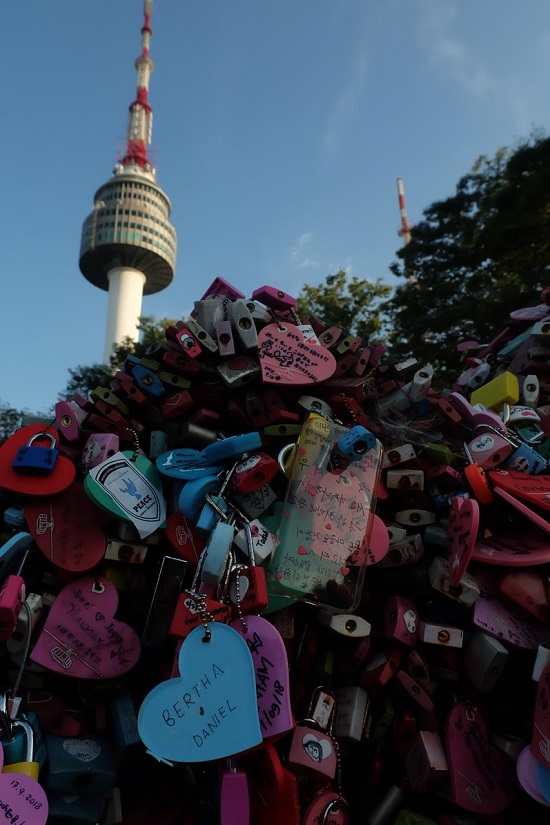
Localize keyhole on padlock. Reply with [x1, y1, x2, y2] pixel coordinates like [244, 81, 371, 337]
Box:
[219, 333, 231, 345]
[239, 318, 252, 330]
[345, 619, 357, 634]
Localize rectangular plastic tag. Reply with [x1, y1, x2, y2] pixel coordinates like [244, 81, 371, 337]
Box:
[269, 414, 382, 610]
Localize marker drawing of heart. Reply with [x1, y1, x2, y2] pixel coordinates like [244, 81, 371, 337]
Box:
[257, 324, 336, 385]
[0, 740, 49, 825]
[30, 576, 140, 679]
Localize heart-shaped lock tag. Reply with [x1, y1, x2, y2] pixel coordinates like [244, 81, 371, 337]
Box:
[25, 482, 106, 571]
[138, 623, 262, 763]
[84, 451, 166, 538]
[472, 529, 550, 566]
[446, 702, 516, 814]
[448, 497, 479, 587]
[231, 615, 293, 740]
[0, 740, 49, 825]
[488, 469, 550, 511]
[0, 424, 75, 496]
[531, 663, 550, 768]
[257, 324, 337, 385]
[30, 576, 141, 678]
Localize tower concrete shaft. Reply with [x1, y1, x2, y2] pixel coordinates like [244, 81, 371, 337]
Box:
[79, 0, 177, 362]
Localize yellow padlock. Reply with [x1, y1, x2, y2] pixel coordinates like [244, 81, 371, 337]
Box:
[2, 720, 40, 780]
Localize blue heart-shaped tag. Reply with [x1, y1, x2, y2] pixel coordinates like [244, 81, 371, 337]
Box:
[138, 623, 262, 762]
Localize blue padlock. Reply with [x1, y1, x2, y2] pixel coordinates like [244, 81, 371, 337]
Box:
[44, 733, 117, 796]
[12, 432, 58, 475]
[336, 425, 377, 461]
[178, 474, 221, 523]
[131, 364, 166, 397]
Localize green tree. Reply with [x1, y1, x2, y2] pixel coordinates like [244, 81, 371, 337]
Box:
[387, 135, 550, 386]
[0, 402, 23, 445]
[296, 270, 393, 342]
[60, 316, 176, 399]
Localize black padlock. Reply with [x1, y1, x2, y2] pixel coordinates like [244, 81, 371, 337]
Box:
[12, 432, 59, 475]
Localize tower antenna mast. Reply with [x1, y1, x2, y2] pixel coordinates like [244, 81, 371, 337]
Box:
[396, 177, 413, 246]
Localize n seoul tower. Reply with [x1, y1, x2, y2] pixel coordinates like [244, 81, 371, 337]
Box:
[79, 0, 177, 363]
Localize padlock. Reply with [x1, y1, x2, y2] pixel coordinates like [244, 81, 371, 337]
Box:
[227, 522, 269, 616]
[384, 595, 418, 647]
[288, 688, 338, 779]
[1, 719, 40, 779]
[463, 631, 508, 692]
[0, 548, 31, 643]
[336, 425, 377, 461]
[193, 297, 224, 336]
[220, 758, 249, 825]
[141, 556, 189, 648]
[332, 685, 369, 743]
[405, 730, 448, 793]
[386, 469, 425, 491]
[228, 299, 258, 350]
[233, 517, 276, 565]
[12, 431, 59, 475]
[251, 284, 297, 312]
[179, 315, 219, 353]
[230, 452, 279, 494]
[81, 432, 119, 471]
[465, 428, 513, 470]
[44, 733, 117, 796]
[169, 590, 231, 639]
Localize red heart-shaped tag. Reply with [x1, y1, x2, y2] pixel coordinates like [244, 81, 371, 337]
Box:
[446, 702, 516, 814]
[25, 482, 106, 571]
[30, 576, 140, 678]
[448, 497, 479, 587]
[489, 469, 550, 511]
[257, 324, 336, 385]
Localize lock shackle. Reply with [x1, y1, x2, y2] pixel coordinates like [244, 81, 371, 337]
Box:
[322, 796, 348, 825]
[27, 432, 57, 449]
[11, 719, 33, 762]
[472, 422, 515, 445]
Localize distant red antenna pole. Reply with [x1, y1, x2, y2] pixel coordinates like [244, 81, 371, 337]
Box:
[397, 177, 413, 245]
[122, 0, 154, 169]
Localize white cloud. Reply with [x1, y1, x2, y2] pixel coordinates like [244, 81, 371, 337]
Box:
[323, 36, 369, 154]
[416, 0, 492, 97]
[298, 257, 319, 269]
[291, 232, 313, 258]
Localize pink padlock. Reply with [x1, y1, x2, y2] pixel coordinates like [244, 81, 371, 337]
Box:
[81, 432, 119, 471]
[383, 595, 419, 647]
[288, 688, 338, 779]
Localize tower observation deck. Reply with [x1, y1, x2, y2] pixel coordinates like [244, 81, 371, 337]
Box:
[79, 0, 177, 362]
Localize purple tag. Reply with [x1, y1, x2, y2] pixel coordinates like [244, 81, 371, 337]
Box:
[474, 571, 550, 649]
[472, 530, 550, 566]
[30, 576, 141, 678]
[448, 497, 479, 587]
[231, 615, 294, 740]
[0, 742, 49, 824]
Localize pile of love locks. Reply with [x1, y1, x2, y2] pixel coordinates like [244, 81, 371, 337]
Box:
[0, 277, 550, 825]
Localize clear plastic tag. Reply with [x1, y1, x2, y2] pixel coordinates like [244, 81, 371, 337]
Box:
[269, 415, 382, 610]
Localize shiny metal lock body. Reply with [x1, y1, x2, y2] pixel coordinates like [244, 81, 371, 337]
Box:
[2, 719, 40, 779]
[12, 432, 58, 475]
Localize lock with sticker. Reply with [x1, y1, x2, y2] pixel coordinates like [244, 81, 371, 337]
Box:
[383, 595, 419, 647]
[288, 687, 338, 779]
[227, 524, 269, 617]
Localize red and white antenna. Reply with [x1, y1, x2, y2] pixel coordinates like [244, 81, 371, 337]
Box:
[122, 0, 154, 170]
[396, 177, 413, 245]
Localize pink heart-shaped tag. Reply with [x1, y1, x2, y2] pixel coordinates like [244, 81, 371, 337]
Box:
[531, 663, 550, 767]
[25, 482, 106, 571]
[448, 497, 479, 587]
[30, 576, 140, 678]
[0, 741, 49, 824]
[446, 702, 516, 814]
[257, 324, 336, 385]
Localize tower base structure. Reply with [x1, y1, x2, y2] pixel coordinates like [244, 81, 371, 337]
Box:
[104, 266, 146, 362]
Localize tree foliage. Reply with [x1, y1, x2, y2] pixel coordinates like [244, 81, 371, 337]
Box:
[0, 402, 24, 446]
[60, 316, 176, 399]
[296, 270, 392, 342]
[386, 134, 550, 386]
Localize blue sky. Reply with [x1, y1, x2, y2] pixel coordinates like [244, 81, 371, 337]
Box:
[3, 0, 549, 414]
